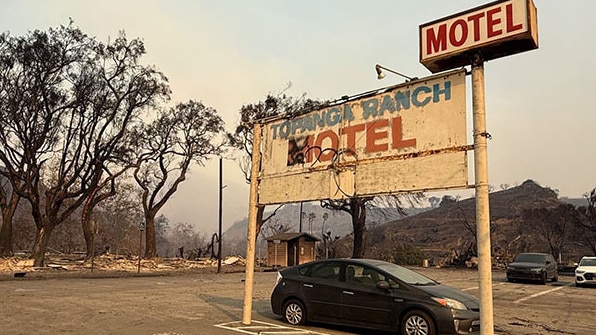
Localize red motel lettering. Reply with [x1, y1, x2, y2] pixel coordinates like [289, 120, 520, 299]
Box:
[425, 3, 524, 57]
[291, 116, 417, 165]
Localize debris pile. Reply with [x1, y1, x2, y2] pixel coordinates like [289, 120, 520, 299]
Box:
[0, 257, 28, 272]
[0, 254, 248, 276]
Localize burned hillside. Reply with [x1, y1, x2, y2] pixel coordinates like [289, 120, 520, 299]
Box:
[338, 180, 584, 265]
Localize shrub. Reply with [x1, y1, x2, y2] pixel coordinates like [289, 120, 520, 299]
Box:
[391, 244, 427, 266]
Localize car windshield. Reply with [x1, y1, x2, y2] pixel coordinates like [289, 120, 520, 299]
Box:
[514, 254, 546, 263]
[580, 258, 596, 266]
[373, 262, 436, 285]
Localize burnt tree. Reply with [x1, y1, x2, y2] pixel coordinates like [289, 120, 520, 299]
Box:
[0, 24, 169, 266]
[134, 101, 226, 258]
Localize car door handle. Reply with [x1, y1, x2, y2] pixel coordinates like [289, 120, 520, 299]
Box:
[342, 291, 354, 295]
[303, 284, 313, 288]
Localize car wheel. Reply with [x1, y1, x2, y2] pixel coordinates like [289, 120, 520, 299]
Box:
[540, 271, 547, 285]
[401, 310, 436, 335]
[507, 276, 514, 283]
[552, 272, 558, 282]
[283, 299, 306, 326]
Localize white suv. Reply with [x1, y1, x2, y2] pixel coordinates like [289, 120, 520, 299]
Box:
[575, 256, 596, 287]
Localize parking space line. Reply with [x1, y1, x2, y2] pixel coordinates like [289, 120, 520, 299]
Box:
[513, 283, 572, 304]
[445, 277, 479, 283]
[214, 320, 333, 335]
[461, 282, 505, 291]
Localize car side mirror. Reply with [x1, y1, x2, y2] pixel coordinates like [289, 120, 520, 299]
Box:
[376, 280, 392, 290]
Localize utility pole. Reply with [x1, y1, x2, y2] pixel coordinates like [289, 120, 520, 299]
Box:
[138, 221, 145, 274]
[217, 157, 223, 274]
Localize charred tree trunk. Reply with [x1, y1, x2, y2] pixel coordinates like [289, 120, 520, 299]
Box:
[29, 191, 50, 267]
[31, 224, 55, 267]
[255, 205, 266, 236]
[82, 197, 94, 260]
[351, 198, 367, 259]
[0, 190, 20, 257]
[144, 211, 157, 258]
[321, 197, 370, 259]
[0, 212, 14, 256]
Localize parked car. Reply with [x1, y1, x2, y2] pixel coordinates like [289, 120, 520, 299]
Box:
[575, 256, 596, 287]
[270, 258, 480, 335]
[506, 252, 558, 284]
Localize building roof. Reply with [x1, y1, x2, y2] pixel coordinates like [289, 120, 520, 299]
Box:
[265, 232, 320, 242]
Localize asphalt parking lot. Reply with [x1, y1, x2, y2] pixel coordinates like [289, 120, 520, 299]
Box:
[0, 267, 592, 335]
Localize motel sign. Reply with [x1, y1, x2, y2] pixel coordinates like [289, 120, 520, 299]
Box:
[420, 0, 538, 73]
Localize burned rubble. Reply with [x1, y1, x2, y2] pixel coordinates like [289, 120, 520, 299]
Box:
[0, 253, 248, 279]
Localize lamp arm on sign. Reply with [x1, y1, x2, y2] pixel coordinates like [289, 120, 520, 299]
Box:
[375, 64, 416, 81]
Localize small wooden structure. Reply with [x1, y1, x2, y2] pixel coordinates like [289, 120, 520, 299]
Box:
[265, 232, 320, 267]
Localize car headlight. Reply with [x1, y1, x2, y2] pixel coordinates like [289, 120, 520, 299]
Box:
[530, 268, 543, 273]
[431, 297, 468, 310]
[576, 270, 586, 274]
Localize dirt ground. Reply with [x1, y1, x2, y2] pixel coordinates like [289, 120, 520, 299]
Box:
[0, 255, 593, 335]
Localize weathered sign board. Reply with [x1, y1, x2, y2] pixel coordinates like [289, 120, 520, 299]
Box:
[258, 69, 468, 205]
[420, 0, 538, 73]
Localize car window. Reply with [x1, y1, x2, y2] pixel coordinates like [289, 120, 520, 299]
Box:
[514, 254, 546, 264]
[345, 265, 375, 285]
[309, 262, 340, 280]
[345, 264, 399, 288]
[374, 262, 436, 285]
[580, 258, 596, 266]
